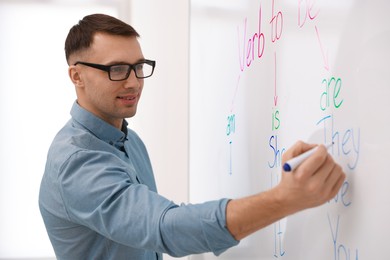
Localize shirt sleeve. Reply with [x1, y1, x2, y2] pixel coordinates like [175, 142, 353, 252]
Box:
[160, 199, 240, 257]
[58, 150, 239, 257]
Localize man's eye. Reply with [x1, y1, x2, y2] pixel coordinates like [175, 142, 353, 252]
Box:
[135, 64, 144, 71]
[111, 65, 128, 73]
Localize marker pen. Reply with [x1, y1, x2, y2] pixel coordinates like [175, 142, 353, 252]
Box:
[283, 143, 334, 172]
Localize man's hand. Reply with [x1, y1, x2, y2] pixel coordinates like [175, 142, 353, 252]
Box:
[276, 141, 346, 211]
[226, 141, 346, 241]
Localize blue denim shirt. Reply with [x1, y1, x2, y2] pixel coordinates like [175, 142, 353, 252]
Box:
[39, 102, 238, 259]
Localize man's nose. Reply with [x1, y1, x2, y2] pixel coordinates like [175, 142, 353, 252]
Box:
[123, 70, 141, 89]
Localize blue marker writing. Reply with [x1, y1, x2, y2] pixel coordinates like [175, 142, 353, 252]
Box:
[283, 143, 334, 172]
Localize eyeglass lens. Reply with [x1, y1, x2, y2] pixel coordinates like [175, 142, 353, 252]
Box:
[109, 63, 153, 80]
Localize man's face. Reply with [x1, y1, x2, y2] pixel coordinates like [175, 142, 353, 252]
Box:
[70, 33, 145, 129]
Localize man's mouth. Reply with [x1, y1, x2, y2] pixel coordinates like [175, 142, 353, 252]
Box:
[118, 96, 136, 100]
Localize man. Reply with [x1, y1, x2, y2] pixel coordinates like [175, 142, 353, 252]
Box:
[39, 14, 345, 259]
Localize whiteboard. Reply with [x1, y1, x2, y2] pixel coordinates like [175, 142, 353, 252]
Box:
[189, 0, 390, 259]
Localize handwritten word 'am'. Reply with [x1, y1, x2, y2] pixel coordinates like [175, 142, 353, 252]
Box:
[226, 114, 236, 136]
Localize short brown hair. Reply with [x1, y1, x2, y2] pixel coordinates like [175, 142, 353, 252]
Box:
[65, 14, 140, 64]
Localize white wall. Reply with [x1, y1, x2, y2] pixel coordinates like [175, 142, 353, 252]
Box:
[125, 1, 190, 259]
[0, 0, 190, 258]
[126, 0, 190, 210]
[0, 1, 118, 258]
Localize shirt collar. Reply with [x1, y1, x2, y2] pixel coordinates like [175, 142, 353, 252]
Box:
[70, 101, 128, 148]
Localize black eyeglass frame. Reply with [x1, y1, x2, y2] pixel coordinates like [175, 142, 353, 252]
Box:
[74, 59, 156, 81]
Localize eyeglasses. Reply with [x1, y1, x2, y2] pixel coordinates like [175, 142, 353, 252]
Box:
[74, 59, 156, 81]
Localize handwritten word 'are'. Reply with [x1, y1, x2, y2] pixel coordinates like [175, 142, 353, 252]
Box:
[320, 77, 344, 111]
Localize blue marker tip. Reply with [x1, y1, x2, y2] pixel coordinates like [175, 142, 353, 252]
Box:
[283, 163, 292, 172]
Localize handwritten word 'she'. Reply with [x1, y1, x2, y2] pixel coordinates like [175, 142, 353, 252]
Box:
[268, 135, 285, 168]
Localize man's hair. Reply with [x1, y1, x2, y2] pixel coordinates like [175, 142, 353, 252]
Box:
[65, 13, 140, 64]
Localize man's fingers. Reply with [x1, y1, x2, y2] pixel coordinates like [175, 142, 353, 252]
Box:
[293, 144, 329, 180]
[326, 165, 346, 199]
[282, 141, 317, 164]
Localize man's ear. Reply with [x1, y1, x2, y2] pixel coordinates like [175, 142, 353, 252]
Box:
[68, 65, 84, 88]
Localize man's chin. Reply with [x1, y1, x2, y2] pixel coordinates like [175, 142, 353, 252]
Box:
[124, 110, 137, 119]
